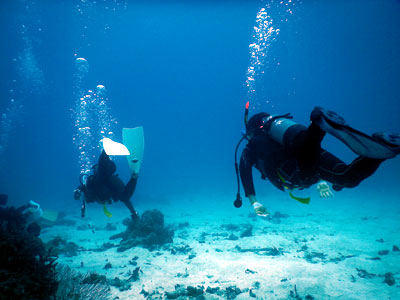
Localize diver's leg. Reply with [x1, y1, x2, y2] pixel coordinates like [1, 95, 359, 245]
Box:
[282, 123, 325, 177]
[311, 106, 399, 159]
[318, 150, 384, 191]
[121, 199, 138, 219]
[122, 175, 138, 200]
[98, 150, 117, 177]
[121, 175, 139, 219]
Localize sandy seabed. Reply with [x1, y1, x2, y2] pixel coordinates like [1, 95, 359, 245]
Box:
[41, 193, 400, 300]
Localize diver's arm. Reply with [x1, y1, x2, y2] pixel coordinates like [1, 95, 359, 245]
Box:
[74, 184, 85, 200]
[239, 148, 256, 197]
[248, 194, 257, 204]
[240, 148, 269, 217]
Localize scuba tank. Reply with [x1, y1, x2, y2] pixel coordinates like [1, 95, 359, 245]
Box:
[267, 116, 298, 145]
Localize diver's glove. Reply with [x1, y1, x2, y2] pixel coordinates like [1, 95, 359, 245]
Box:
[252, 202, 269, 217]
[248, 195, 269, 217]
[73, 189, 82, 200]
[317, 181, 333, 198]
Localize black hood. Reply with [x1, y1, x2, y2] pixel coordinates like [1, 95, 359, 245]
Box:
[246, 112, 270, 135]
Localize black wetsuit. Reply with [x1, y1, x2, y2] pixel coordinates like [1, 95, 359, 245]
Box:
[77, 150, 138, 217]
[240, 121, 384, 196]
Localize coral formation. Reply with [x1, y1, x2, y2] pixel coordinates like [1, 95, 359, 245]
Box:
[45, 236, 81, 257]
[164, 284, 249, 299]
[56, 264, 111, 300]
[383, 272, 395, 286]
[110, 209, 174, 251]
[0, 205, 58, 299]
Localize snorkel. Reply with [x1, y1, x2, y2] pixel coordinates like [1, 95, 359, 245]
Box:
[233, 101, 250, 208]
[244, 101, 249, 125]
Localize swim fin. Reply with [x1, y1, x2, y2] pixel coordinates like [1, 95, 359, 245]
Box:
[102, 138, 130, 156]
[311, 107, 398, 159]
[122, 127, 144, 175]
[372, 132, 400, 155]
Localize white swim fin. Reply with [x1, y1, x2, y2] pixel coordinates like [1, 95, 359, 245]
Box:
[102, 137, 130, 156]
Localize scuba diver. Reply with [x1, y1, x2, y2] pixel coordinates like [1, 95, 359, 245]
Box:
[74, 150, 139, 220]
[234, 104, 400, 217]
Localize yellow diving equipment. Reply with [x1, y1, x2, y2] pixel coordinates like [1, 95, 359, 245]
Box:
[103, 204, 113, 218]
[277, 171, 311, 204]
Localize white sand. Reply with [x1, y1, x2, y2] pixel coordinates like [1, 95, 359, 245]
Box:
[40, 194, 400, 299]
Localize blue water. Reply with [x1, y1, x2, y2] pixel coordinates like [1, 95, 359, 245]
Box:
[1, 1, 400, 299]
[0, 0, 399, 218]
